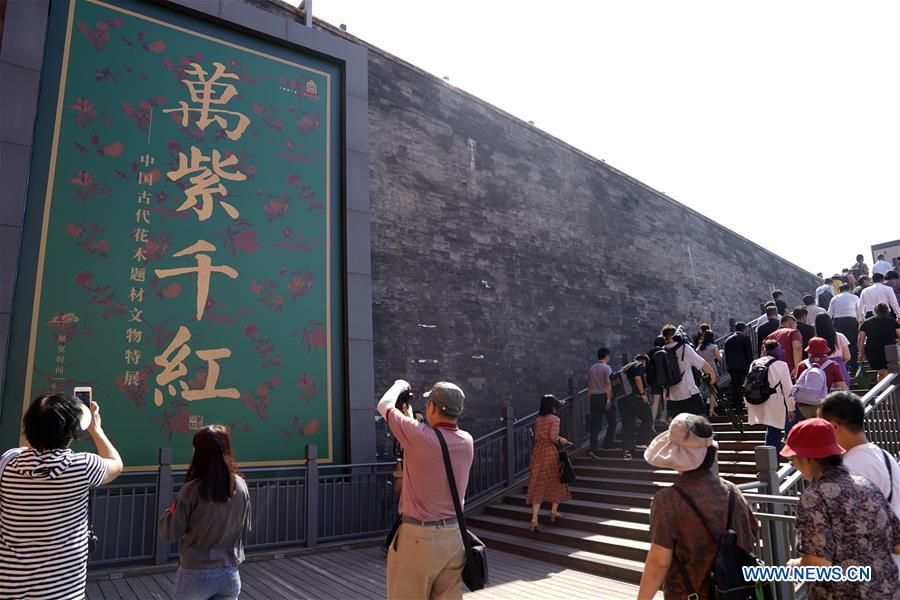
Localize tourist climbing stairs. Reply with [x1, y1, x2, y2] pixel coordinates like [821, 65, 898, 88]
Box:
[468, 420, 767, 583]
[469, 366, 880, 584]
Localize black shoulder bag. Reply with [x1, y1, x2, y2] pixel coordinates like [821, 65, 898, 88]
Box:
[882, 449, 895, 503]
[434, 429, 488, 591]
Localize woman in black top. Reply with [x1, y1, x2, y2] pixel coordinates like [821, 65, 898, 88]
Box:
[859, 303, 900, 381]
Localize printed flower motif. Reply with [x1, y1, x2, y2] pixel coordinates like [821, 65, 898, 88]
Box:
[144, 40, 166, 53]
[74, 272, 94, 288]
[68, 98, 97, 127]
[101, 142, 125, 157]
[244, 324, 260, 336]
[230, 230, 259, 254]
[66, 223, 84, 238]
[70, 171, 96, 187]
[297, 374, 318, 402]
[158, 282, 182, 299]
[299, 321, 326, 352]
[287, 272, 314, 299]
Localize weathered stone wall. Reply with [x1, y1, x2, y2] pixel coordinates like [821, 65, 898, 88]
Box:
[363, 48, 817, 435]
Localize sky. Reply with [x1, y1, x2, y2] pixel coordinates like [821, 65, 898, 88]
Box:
[291, 0, 899, 276]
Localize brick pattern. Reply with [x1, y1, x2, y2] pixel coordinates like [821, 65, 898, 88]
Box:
[365, 52, 818, 435]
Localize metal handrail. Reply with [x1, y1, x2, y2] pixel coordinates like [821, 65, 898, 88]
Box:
[778, 371, 899, 494]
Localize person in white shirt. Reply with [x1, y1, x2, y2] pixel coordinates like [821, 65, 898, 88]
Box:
[659, 324, 717, 418]
[874, 254, 894, 277]
[747, 339, 794, 455]
[858, 273, 900, 320]
[803, 294, 825, 325]
[815, 277, 834, 309]
[818, 391, 900, 570]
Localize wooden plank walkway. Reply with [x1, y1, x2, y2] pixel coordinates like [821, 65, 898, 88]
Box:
[87, 546, 657, 599]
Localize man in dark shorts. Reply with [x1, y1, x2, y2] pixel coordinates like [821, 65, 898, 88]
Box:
[858, 303, 900, 382]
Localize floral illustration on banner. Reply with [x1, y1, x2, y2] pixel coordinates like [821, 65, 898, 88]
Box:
[121, 96, 166, 132]
[115, 366, 152, 408]
[242, 377, 280, 420]
[251, 102, 284, 132]
[285, 270, 314, 299]
[244, 324, 283, 369]
[214, 220, 259, 257]
[69, 171, 112, 202]
[151, 399, 193, 440]
[73, 272, 125, 320]
[249, 280, 284, 311]
[287, 173, 322, 211]
[74, 133, 124, 157]
[275, 139, 318, 164]
[297, 320, 325, 352]
[279, 416, 320, 439]
[295, 112, 321, 135]
[68, 98, 98, 127]
[76, 18, 124, 52]
[119, 31, 166, 54]
[272, 226, 322, 252]
[296, 374, 318, 402]
[66, 223, 109, 258]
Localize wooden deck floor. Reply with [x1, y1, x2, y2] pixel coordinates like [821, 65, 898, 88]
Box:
[86, 546, 655, 599]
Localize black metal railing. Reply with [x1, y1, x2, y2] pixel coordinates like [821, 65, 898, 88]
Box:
[88, 383, 591, 567]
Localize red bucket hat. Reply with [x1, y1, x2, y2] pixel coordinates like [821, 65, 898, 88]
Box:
[805, 336, 831, 357]
[780, 418, 845, 458]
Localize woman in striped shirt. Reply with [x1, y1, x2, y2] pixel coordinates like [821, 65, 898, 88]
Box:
[0, 393, 123, 599]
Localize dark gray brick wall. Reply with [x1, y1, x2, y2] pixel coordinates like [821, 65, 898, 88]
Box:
[364, 51, 817, 435]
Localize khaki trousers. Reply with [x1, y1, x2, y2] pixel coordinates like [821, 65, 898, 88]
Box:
[387, 522, 465, 600]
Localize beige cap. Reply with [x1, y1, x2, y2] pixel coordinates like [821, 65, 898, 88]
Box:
[643, 413, 717, 471]
[423, 381, 465, 418]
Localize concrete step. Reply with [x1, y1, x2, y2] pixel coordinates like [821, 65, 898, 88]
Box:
[550, 464, 758, 485]
[550, 475, 671, 494]
[469, 527, 647, 584]
[481, 503, 651, 542]
[505, 493, 651, 524]
[468, 514, 650, 562]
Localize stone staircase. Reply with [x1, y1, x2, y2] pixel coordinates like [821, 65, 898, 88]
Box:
[469, 419, 767, 584]
[469, 369, 879, 585]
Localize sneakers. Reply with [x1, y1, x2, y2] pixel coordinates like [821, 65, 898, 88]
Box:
[588, 451, 602, 459]
[623, 451, 632, 460]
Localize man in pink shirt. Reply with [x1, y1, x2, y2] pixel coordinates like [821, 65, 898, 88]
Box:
[378, 380, 474, 599]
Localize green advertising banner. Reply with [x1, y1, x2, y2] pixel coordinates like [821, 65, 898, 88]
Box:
[17, 0, 344, 468]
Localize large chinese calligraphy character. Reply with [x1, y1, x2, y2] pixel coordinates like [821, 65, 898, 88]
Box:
[154, 241, 238, 320]
[163, 62, 251, 140]
[153, 325, 240, 405]
[167, 146, 246, 221]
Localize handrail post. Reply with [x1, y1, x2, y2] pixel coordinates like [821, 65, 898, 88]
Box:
[154, 447, 173, 565]
[756, 445, 791, 599]
[567, 377, 579, 442]
[503, 405, 515, 485]
[305, 444, 319, 548]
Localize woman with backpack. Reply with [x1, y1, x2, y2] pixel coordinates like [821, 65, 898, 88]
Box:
[159, 425, 252, 600]
[637, 413, 759, 600]
[814, 313, 852, 387]
[793, 337, 848, 420]
[782, 418, 900, 598]
[745, 340, 794, 454]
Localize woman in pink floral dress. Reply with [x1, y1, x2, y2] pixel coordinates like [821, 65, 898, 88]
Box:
[526, 395, 572, 531]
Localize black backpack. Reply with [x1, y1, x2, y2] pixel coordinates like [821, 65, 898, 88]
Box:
[650, 340, 685, 389]
[673, 487, 764, 600]
[742, 357, 780, 405]
[818, 289, 833, 309]
[611, 362, 638, 400]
